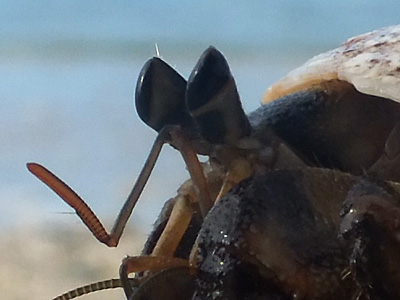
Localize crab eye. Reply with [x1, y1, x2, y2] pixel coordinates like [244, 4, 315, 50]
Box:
[186, 46, 251, 145]
[135, 57, 190, 132]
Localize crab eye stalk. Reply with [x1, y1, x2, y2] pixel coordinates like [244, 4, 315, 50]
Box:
[135, 57, 191, 132]
[186, 46, 251, 145]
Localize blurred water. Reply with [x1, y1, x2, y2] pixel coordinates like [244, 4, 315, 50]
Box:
[1, 1, 400, 234]
[2, 2, 400, 299]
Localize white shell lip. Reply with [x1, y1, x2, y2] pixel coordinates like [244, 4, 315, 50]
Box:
[264, 25, 400, 103]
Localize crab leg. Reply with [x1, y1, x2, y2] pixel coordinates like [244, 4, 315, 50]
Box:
[340, 177, 400, 298]
[166, 126, 212, 215]
[369, 122, 400, 182]
[151, 187, 195, 256]
[118, 184, 197, 298]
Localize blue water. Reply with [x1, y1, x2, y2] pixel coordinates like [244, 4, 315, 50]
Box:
[1, 1, 400, 233]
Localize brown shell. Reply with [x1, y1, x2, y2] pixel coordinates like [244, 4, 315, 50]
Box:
[263, 25, 400, 104]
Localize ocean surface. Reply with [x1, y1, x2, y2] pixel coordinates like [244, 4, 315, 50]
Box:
[2, 2, 400, 299]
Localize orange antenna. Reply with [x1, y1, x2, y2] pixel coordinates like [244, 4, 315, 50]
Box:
[27, 126, 211, 247]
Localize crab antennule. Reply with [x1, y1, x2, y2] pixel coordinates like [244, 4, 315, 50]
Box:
[26, 163, 111, 245]
[186, 46, 251, 145]
[135, 57, 191, 132]
[27, 126, 167, 247]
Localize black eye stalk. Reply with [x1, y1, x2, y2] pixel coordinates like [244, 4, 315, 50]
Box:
[136, 46, 251, 147]
[186, 46, 251, 145]
[135, 57, 192, 133]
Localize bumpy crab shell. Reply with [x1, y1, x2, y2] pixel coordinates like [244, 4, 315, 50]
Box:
[263, 25, 400, 104]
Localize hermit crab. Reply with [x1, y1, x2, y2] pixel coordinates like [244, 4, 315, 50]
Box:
[28, 25, 400, 299]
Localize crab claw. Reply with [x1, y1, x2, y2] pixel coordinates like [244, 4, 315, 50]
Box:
[186, 46, 251, 145]
[135, 57, 191, 132]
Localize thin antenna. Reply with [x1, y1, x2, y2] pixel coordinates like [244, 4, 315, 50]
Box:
[51, 278, 140, 300]
[154, 43, 161, 57]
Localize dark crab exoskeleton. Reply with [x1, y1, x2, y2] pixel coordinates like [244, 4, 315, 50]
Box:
[28, 25, 400, 300]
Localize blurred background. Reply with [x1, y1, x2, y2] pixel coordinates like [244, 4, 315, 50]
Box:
[1, 1, 399, 299]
